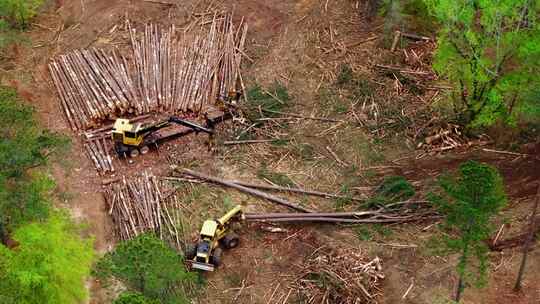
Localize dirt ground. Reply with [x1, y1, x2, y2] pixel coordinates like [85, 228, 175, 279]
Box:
[2, 0, 539, 303]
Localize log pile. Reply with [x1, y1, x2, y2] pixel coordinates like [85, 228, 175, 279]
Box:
[294, 247, 384, 303]
[84, 138, 115, 173]
[48, 48, 136, 130]
[104, 171, 183, 248]
[49, 13, 247, 131]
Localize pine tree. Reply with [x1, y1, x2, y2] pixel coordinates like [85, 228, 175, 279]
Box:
[429, 160, 507, 301]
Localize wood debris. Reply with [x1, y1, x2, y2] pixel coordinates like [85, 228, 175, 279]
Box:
[294, 247, 384, 304]
[417, 123, 468, 154]
[48, 13, 247, 131]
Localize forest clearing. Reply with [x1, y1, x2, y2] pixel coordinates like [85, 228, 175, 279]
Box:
[0, 0, 539, 303]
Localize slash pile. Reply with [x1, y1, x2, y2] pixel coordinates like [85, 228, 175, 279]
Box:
[294, 247, 384, 304]
[104, 171, 184, 248]
[48, 13, 247, 131]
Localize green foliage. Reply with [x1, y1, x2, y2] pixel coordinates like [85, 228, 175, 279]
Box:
[424, 0, 540, 128]
[336, 64, 354, 86]
[113, 292, 159, 304]
[0, 20, 23, 54]
[0, 86, 69, 235]
[0, 0, 44, 29]
[245, 83, 290, 120]
[380, 0, 435, 38]
[368, 175, 415, 207]
[354, 226, 373, 241]
[429, 160, 506, 296]
[257, 165, 295, 187]
[0, 212, 94, 304]
[95, 234, 197, 304]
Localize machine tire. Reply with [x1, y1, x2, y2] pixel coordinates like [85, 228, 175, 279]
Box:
[129, 149, 140, 158]
[140, 145, 150, 154]
[212, 247, 223, 267]
[222, 233, 240, 249]
[185, 244, 196, 260]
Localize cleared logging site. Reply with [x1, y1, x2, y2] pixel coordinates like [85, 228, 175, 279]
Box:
[19, 0, 537, 303]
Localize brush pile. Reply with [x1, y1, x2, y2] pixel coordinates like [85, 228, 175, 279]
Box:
[294, 247, 384, 304]
[48, 13, 247, 131]
[103, 171, 184, 248]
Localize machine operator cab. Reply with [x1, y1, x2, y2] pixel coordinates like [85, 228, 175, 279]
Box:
[112, 119, 145, 147]
[192, 220, 219, 271]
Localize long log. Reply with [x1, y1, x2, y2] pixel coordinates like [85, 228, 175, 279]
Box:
[166, 176, 367, 201]
[230, 180, 367, 202]
[244, 215, 436, 224]
[177, 168, 314, 213]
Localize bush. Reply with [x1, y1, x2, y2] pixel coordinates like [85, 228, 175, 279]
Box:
[244, 82, 290, 120]
[114, 292, 159, 304]
[95, 234, 197, 304]
[0, 0, 44, 29]
[368, 175, 415, 207]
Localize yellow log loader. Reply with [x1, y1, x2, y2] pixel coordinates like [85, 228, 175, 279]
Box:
[111, 116, 214, 158]
[185, 205, 244, 271]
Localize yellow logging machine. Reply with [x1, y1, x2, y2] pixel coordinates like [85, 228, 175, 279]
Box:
[186, 205, 244, 271]
[111, 116, 213, 158]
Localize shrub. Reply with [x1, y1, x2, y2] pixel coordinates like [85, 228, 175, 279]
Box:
[368, 175, 415, 207]
[113, 292, 159, 304]
[0, 0, 44, 29]
[244, 82, 290, 120]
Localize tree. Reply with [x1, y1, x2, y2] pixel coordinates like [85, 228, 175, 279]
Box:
[0, 86, 68, 241]
[424, 0, 540, 128]
[0, 212, 94, 304]
[429, 160, 507, 302]
[113, 292, 159, 304]
[95, 234, 197, 304]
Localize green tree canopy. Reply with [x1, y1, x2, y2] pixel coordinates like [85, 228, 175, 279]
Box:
[0, 86, 68, 238]
[424, 0, 540, 128]
[95, 234, 197, 304]
[0, 212, 94, 304]
[0, 0, 44, 28]
[113, 292, 160, 304]
[429, 160, 507, 301]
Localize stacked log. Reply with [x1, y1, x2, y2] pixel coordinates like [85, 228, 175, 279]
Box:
[49, 13, 248, 131]
[104, 171, 183, 248]
[48, 49, 136, 130]
[84, 138, 115, 173]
